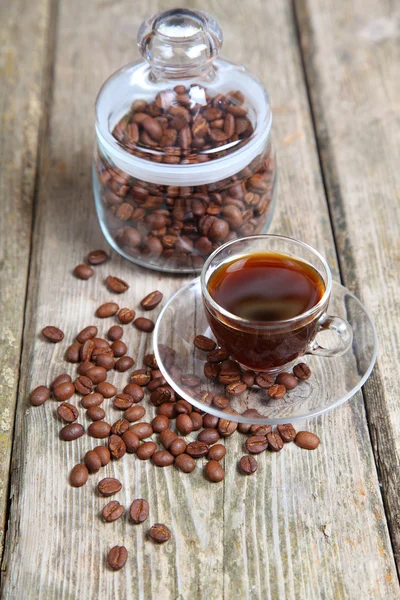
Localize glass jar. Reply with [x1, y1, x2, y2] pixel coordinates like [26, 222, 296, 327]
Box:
[93, 8, 277, 273]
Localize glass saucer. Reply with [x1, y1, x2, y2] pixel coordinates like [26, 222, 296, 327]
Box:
[153, 278, 377, 424]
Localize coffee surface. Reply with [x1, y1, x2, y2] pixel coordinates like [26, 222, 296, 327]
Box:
[208, 252, 325, 321]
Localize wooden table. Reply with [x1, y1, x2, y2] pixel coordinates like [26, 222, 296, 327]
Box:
[1, 0, 399, 597]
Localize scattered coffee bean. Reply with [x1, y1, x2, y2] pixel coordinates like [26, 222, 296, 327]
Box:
[57, 402, 78, 423]
[107, 546, 127, 571]
[115, 356, 134, 372]
[175, 453, 196, 473]
[203, 414, 219, 428]
[86, 366, 107, 384]
[213, 395, 229, 410]
[111, 418, 130, 436]
[205, 460, 225, 482]
[159, 429, 177, 450]
[76, 325, 98, 343]
[96, 382, 117, 398]
[157, 403, 177, 419]
[102, 500, 125, 522]
[130, 422, 153, 439]
[151, 415, 169, 433]
[78, 360, 95, 376]
[70, 464, 89, 487]
[295, 431, 320, 449]
[42, 326, 64, 343]
[74, 375, 94, 395]
[134, 317, 155, 332]
[193, 335, 216, 352]
[147, 376, 166, 392]
[226, 381, 247, 396]
[246, 435, 268, 454]
[207, 348, 230, 363]
[123, 383, 144, 402]
[143, 353, 158, 368]
[148, 523, 171, 544]
[130, 369, 151, 386]
[276, 372, 298, 390]
[152, 450, 174, 467]
[96, 302, 119, 318]
[186, 441, 209, 458]
[88, 421, 111, 438]
[169, 438, 187, 456]
[198, 428, 220, 444]
[218, 409, 238, 437]
[111, 340, 127, 358]
[109, 434, 127, 459]
[140, 290, 163, 310]
[150, 387, 171, 406]
[50, 373, 72, 390]
[250, 424, 272, 436]
[176, 414, 193, 436]
[122, 430, 140, 453]
[87, 405, 106, 421]
[65, 342, 81, 363]
[267, 384, 286, 399]
[87, 249, 108, 265]
[204, 362, 220, 379]
[108, 325, 123, 341]
[84, 449, 102, 473]
[266, 432, 284, 452]
[180, 373, 201, 388]
[111, 393, 132, 411]
[117, 308, 136, 324]
[29, 385, 50, 406]
[255, 373, 274, 389]
[105, 275, 129, 293]
[130, 498, 149, 524]
[124, 405, 146, 422]
[74, 264, 94, 280]
[60, 423, 85, 441]
[293, 363, 311, 380]
[98, 477, 122, 496]
[237, 409, 261, 433]
[136, 441, 157, 460]
[95, 353, 115, 370]
[190, 412, 203, 431]
[241, 371, 256, 387]
[175, 399, 193, 415]
[80, 339, 95, 362]
[207, 444, 226, 461]
[239, 455, 258, 475]
[81, 392, 104, 408]
[277, 423, 296, 443]
[93, 445, 111, 466]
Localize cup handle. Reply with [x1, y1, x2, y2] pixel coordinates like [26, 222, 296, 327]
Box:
[307, 314, 353, 357]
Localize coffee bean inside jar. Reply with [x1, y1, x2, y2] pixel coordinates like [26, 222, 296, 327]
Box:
[94, 8, 277, 273]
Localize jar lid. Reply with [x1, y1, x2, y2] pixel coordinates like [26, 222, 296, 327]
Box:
[95, 9, 272, 186]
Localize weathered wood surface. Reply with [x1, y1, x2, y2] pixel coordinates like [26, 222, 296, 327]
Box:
[295, 0, 400, 566]
[0, 0, 54, 556]
[0, 0, 398, 598]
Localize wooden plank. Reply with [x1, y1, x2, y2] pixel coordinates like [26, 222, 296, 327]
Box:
[295, 0, 400, 567]
[1, 1, 398, 599]
[0, 0, 54, 557]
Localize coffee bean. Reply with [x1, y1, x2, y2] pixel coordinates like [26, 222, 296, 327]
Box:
[87, 406, 106, 421]
[117, 308, 135, 324]
[81, 392, 104, 408]
[218, 409, 238, 437]
[175, 399, 193, 415]
[96, 302, 119, 318]
[70, 464, 89, 487]
[136, 441, 157, 460]
[74, 264, 94, 280]
[267, 384, 286, 399]
[255, 373, 274, 389]
[111, 418, 130, 436]
[108, 325, 123, 341]
[134, 317, 155, 332]
[295, 431, 320, 450]
[65, 342, 81, 363]
[111, 393, 132, 411]
[111, 340, 127, 358]
[151, 415, 169, 433]
[130, 369, 151, 386]
[276, 373, 298, 390]
[50, 373, 72, 390]
[250, 424, 272, 436]
[96, 382, 117, 398]
[88, 421, 111, 438]
[95, 353, 115, 370]
[226, 381, 247, 396]
[198, 428, 220, 444]
[82, 450, 101, 473]
[74, 375, 94, 395]
[148, 523, 171, 544]
[186, 441, 209, 458]
[76, 325, 98, 343]
[102, 500, 125, 522]
[114, 356, 134, 373]
[207, 348, 230, 363]
[176, 414, 193, 436]
[140, 290, 163, 310]
[109, 434, 127, 459]
[180, 373, 201, 388]
[79, 339, 95, 362]
[60, 423, 85, 441]
[124, 384, 145, 403]
[293, 363, 311, 380]
[204, 362, 220, 380]
[175, 453, 196, 473]
[129, 422, 153, 439]
[87, 249, 108, 265]
[205, 460, 225, 482]
[57, 402, 78, 423]
[189, 413, 203, 431]
[157, 403, 177, 419]
[246, 435, 268, 454]
[151, 368, 163, 380]
[130, 498, 149, 524]
[277, 423, 296, 443]
[29, 385, 50, 406]
[239, 455, 258, 475]
[143, 353, 158, 368]
[93, 445, 111, 466]
[241, 371, 255, 387]
[237, 409, 261, 433]
[159, 429, 177, 450]
[86, 366, 107, 384]
[169, 438, 187, 456]
[78, 360, 95, 376]
[106, 275, 129, 293]
[42, 326, 64, 343]
[121, 430, 140, 453]
[150, 387, 171, 406]
[194, 335, 216, 352]
[147, 376, 167, 392]
[207, 444, 226, 461]
[152, 450, 174, 467]
[213, 395, 229, 410]
[108, 545, 128, 571]
[98, 477, 122, 496]
[267, 432, 284, 452]
[124, 405, 146, 422]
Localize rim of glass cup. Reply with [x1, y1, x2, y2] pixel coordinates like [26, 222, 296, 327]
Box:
[200, 234, 333, 328]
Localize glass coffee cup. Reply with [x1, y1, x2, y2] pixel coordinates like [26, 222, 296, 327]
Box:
[201, 235, 353, 373]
